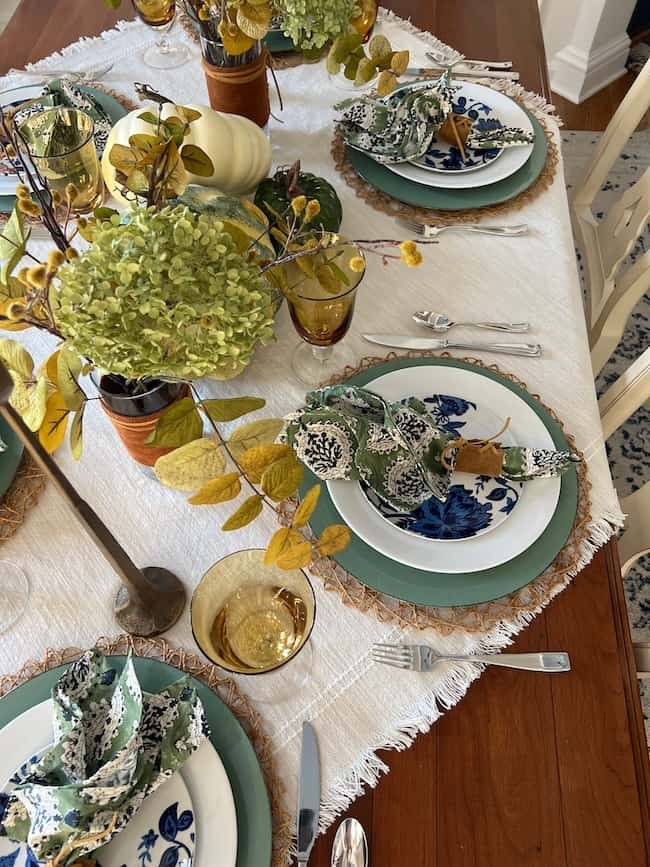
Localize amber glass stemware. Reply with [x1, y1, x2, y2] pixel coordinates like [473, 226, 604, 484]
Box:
[131, 0, 190, 68]
[285, 245, 365, 387]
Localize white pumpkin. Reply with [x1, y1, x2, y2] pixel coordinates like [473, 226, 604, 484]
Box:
[101, 104, 272, 205]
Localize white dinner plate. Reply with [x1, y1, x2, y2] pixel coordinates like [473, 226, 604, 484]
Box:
[328, 365, 561, 573]
[384, 80, 535, 190]
[0, 699, 238, 867]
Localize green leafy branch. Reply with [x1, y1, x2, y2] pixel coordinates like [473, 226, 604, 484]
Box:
[147, 387, 351, 568]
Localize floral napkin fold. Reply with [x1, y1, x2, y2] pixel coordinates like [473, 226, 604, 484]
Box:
[283, 386, 579, 512]
[0, 650, 208, 867]
[334, 72, 534, 164]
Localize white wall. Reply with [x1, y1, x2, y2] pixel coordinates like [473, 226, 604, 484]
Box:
[0, 0, 20, 34]
[539, 0, 637, 103]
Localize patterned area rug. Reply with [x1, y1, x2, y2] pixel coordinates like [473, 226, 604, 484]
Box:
[561, 129, 650, 743]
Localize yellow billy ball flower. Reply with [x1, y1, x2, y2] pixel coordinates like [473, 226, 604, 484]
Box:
[16, 267, 30, 285]
[15, 184, 30, 199]
[403, 250, 423, 267]
[26, 265, 48, 289]
[399, 240, 418, 257]
[305, 199, 321, 221]
[349, 256, 366, 273]
[290, 195, 307, 216]
[6, 301, 26, 320]
[47, 249, 66, 271]
[51, 189, 62, 207]
[65, 247, 79, 261]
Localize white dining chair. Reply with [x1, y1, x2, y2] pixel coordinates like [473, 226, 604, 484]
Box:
[598, 346, 650, 585]
[570, 57, 650, 376]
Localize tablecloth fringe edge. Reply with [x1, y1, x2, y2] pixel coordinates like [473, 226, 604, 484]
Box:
[4, 18, 149, 79]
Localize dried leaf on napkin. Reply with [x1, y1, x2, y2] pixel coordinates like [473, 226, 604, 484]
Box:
[0, 650, 208, 866]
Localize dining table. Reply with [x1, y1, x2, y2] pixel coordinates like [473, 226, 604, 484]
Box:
[0, 2, 649, 866]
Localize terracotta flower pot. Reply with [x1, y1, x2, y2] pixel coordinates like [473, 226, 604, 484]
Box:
[201, 43, 270, 128]
[98, 376, 189, 467]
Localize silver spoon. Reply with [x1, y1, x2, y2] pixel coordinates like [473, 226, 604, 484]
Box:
[331, 818, 368, 867]
[413, 311, 530, 333]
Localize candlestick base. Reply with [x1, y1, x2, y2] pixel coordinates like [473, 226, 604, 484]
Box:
[114, 567, 186, 636]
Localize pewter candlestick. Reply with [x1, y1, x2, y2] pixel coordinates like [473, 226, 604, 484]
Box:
[0, 364, 186, 636]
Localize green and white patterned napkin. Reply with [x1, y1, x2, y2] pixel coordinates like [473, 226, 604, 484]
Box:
[334, 73, 534, 164]
[0, 650, 208, 866]
[283, 386, 579, 511]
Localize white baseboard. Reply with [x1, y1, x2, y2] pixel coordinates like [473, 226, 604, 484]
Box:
[550, 32, 631, 103]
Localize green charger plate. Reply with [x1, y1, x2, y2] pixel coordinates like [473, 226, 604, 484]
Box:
[300, 356, 578, 607]
[0, 416, 23, 499]
[345, 108, 548, 211]
[0, 85, 128, 215]
[0, 655, 273, 867]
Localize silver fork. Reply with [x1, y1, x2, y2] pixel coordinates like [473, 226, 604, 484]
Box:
[13, 61, 114, 82]
[400, 220, 528, 238]
[425, 49, 514, 70]
[372, 643, 571, 673]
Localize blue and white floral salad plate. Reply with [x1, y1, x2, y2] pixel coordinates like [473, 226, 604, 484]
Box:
[328, 364, 561, 574]
[409, 98, 504, 174]
[0, 699, 237, 867]
[361, 393, 524, 542]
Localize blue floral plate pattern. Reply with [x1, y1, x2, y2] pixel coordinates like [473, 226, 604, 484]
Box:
[410, 95, 504, 174]
[361, 393, 523, 541]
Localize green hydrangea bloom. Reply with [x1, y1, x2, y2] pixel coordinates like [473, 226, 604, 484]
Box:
[278, 0, 360, 50]
[55, 205, 277, 381]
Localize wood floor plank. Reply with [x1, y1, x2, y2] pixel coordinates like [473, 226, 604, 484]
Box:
[435, 615, 567, 867]
[545, 547, 649, 867]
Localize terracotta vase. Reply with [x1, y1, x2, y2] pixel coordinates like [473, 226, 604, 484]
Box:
[201, 43, 270, 128]
[99, 378, 189, 467]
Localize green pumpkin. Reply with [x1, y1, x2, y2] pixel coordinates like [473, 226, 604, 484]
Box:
[254, 160, 343, 238]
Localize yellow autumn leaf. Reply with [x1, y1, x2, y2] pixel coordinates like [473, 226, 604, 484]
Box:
[236, 1, 271, 40]
[276, 540, 313, 570]
[39, 390, 69, 453]
[70, 406, 84, 461]
[228, 418, 285, 460]
[222, 494, 263, 531]
[390, 49, 409, 75]
[261, 455, 304, 502]
[317, 524, 352, 556]
[264, 527, 305, 566]
[218, 18, 255, 55]
[155, 438, 226, 491]
[0, 337, 33, 380]
[240, 443, 293, 484]
[201, 396, 265, 423]
[376, 69, 398, 97]
[10, 375, 49, 432]
[187, 472, 241, 505]
[56, 345, 84, 412]
[292, 484, 321, 528]
[146, 397, 203, 448]
[42, 349, 60, 383]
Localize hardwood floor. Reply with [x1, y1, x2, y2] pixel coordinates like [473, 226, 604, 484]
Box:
[552, 72, 648, 132]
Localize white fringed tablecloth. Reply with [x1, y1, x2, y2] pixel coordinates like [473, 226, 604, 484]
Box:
[0, 8, 624, 832]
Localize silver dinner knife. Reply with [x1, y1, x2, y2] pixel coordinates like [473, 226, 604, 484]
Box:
[363, 334, 542, 357]
[298, 721, 321, 867]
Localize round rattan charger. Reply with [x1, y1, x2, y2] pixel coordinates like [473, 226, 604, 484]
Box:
[279, 351, 593, 637]
[0, 635, 292, 866]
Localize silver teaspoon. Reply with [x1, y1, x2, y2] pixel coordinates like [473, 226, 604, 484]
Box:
[331, 818, 368, 867]
[413, 310, 530, 333]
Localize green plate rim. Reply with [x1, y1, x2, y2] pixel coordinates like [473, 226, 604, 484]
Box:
[0, 416, 23, 499]
[345, 106, 548, 211]
[0, 84, 128, 214]
[0, 655, 273, 867]
[300, 355, 578, 606]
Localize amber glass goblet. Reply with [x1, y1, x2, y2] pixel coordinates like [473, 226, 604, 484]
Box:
[132, 0, 190, 68]
[18, 108, 104, 215]
[285, 245, 365, 387]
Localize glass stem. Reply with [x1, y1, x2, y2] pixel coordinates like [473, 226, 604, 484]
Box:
[311, 346, 334, 364]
